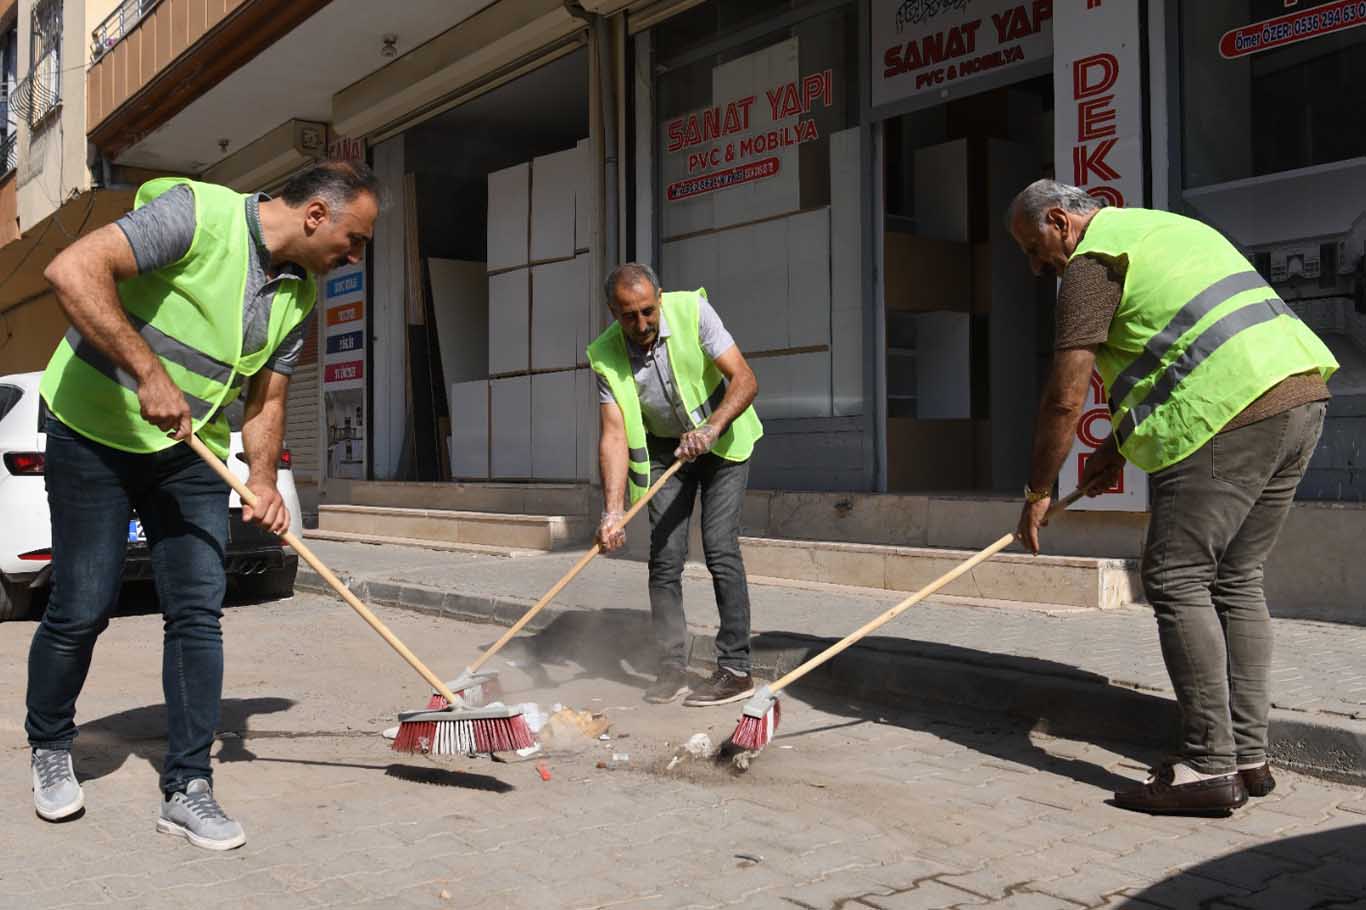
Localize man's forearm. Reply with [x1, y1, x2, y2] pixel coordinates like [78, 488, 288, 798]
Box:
[706, 370, 757, 435]
[1027, 400, 1082, 494]
[599, 436, 628, 512]
[242, 397, 286, 484]
[50, 266, 161, 382]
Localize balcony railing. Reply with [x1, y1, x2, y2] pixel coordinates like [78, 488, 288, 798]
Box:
[11, 69, 59, 128]
[91, 0, 162, 61]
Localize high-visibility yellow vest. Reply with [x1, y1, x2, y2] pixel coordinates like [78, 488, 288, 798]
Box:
[587, 289, 762, 502]
[1075, 207, 1337, 473]
[40, 178, 317, 459]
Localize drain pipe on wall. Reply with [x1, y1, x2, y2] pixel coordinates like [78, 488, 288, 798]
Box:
[566, 1, 620, 302]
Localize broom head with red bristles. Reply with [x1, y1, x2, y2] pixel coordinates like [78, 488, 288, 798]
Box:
[392, 704, 534, 756]
[424, 670, 503, 710]
[731, 686, 781, 751]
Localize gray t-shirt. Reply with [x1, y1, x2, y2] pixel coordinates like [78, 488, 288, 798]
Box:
[597, 295, 736, 438]
[114, 185, 307, 375]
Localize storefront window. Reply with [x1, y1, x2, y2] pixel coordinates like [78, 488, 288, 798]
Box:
[654, 2, 857, 241]
[1181, 0, 1366, 188]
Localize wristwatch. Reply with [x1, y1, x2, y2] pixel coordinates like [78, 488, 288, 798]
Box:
[1023, 485, 1051, 504]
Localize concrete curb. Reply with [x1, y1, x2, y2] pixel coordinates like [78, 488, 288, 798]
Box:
[295, 568, 1366, 783]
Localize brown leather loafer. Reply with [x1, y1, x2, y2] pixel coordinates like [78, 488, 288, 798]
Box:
[1239, 763, 1276, 797]
[1112, 766, 1248, 816]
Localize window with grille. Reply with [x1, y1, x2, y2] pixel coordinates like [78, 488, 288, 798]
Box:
[27, 0, 61, 126]
[1, 25, 16, 173]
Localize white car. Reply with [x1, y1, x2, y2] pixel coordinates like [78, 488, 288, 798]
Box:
[0, 371, 302, 621]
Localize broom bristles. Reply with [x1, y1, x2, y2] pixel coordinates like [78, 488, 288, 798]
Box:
[392, 706, 534, 755]
[731, 697, 780, 750]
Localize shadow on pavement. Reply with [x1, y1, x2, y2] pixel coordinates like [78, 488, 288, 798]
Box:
[1125, 824, 1366, 907]
[385, 764, 515, 793]
[746, 631, 1176, 794]
[451, 604, 1174, 793]
[74, 697, 296, 782]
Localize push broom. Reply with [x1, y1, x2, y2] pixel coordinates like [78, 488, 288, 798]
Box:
[184, 434, 533, 756]
[430, 458, 687, 710]
[730, 488, 1086, 751]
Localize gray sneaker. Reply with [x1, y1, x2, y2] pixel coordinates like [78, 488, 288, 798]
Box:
[157, 779, 246, 851]
[32, 748, 84, 821]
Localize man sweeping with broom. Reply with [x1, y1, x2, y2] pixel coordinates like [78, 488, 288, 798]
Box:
[1007, 180, 1337, 815]
[589, 263, 763, 706]
[28, 161, 379, 849]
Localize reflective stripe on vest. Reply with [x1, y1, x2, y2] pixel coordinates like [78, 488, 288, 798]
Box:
[62, 321, 247, 421]
[1113, 297, 1295, 448]
[1106, 270, 1271, 414]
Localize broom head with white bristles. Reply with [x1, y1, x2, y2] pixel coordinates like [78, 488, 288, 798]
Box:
[392, 703, 534, 756]
[731, 686, 781, 751]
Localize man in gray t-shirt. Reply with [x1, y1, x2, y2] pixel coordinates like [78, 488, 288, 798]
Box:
[591, 263, 762, 708]
[28, 162, 378, 850]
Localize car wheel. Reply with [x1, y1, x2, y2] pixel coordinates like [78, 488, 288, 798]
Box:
[232, 558, 298, 602]
[0, 576, 35, 622]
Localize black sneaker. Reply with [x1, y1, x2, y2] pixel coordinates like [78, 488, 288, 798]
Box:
[644, 667, 690, 704]
[683, 669, 755, 707]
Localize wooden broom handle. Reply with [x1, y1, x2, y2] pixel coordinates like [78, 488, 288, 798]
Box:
[467, 457, 687, 674]
[767, 488, 1087, 696]
[185, 434, 460, 706]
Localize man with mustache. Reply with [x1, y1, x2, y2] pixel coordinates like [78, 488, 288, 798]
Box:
[27, 161, 378, 849]
[589, 263, 762, 707]
[1007, 179, 1336, 815]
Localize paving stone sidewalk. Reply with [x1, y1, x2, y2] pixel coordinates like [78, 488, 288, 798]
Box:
[1, 594, 1362, 909]
[298, 539, 1366, 779]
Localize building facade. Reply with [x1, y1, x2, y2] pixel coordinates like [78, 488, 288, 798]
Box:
[1, 0, 1364, 613]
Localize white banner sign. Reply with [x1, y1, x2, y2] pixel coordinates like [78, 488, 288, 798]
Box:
[1053, 0, 1147, 511]
[871, 0, 1054, 109]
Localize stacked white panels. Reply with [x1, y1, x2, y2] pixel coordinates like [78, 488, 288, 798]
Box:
[487, 163, 530, 271]
[488, 269, 529, 375]
[531, 148, 578, 263]
[449, 380, 490, 479]
[490, 376, 531, 479]
[532, 372, 577, 480]
[531, 255, 589, 372]
[660, 208, 833, 420]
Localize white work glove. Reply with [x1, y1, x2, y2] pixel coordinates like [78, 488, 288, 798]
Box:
[597, 509, 626, 552]
[675, 424, 718, 462]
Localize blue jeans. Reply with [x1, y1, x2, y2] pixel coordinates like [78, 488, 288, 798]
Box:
[27, 417, 229, 795]
[646, 435, 752, 674]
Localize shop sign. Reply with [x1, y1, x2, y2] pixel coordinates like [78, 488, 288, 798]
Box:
[1220, 0, 1366, 59]
[871, 0, 1053, 108]
[662, 68, 832, 200]
[1053, 0, 1147, 512]
[321, 260, 366, 480]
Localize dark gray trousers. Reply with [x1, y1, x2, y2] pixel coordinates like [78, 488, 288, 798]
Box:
[646, 435, 752, 674]
[1141, 401, 1326, 774]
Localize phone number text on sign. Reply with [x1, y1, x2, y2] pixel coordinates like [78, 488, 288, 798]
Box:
[1220, 0, 1366, 58]
[667, 157, 781, 202]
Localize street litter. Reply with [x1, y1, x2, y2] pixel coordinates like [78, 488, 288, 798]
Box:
[536, 763, 552, 781]
[734, 853, 763, 865]
[666, 733, 715, 771]
[540, 707, 611, 748]
[612, 753, 630, 762]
